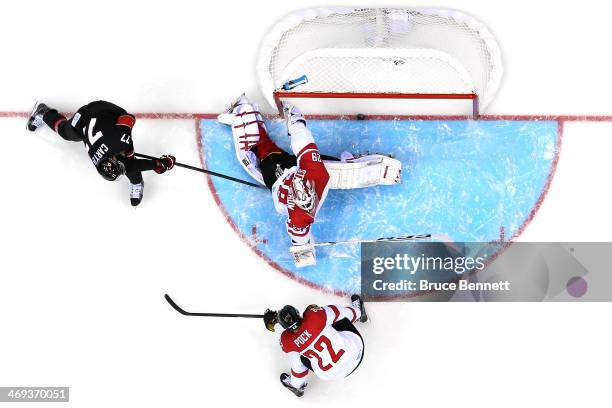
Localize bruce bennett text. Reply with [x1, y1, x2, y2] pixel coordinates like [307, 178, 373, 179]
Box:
[372, 279, 511, 292]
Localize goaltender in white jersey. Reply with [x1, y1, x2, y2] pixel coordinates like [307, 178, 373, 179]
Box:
[218, 95, 402, 267]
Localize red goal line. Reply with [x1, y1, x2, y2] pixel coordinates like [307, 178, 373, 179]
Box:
[273, 91, 480, 118]
[3, 110, 612, 123]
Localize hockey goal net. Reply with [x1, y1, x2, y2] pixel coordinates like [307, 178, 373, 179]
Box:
[257, 8, 503, 118]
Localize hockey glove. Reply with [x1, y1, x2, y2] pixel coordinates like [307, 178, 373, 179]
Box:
[154, 155, 176, 174]
[263, 309, 278, 332]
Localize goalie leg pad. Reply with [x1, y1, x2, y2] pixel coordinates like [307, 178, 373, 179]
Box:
[217, 95, 267, 186]
[323, 154, 402, 189]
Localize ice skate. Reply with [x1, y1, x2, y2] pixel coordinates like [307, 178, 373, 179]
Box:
[351, 294, 368, 323]
[26, 102, 50, 132]
[280, 373, 306, 397]
[130, 181, 144, 207]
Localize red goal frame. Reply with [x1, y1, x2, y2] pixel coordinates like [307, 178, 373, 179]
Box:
[273, 91, 480, 119]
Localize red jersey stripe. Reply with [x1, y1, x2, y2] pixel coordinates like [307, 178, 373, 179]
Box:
[53, 118, 66, 133]
[297, 148, 318, 164]
[116, 114, 136, 128]
[296, 143, 317, 157]
[291, 369, 309, 378]
[329, 305, 340, 323]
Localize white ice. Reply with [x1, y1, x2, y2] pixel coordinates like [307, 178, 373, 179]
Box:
[0, 1, 611, 408]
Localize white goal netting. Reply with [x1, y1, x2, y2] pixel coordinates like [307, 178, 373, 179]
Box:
[257, 8, 503, 116]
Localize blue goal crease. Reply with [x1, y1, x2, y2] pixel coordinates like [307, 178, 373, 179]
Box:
[200, 118, 559, 294]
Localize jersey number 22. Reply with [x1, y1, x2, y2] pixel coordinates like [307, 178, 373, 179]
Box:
[303, 335, 345, 371]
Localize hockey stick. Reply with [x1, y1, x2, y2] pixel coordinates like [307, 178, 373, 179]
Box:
[134, 153, 265, 189]
[164, 294, 264, 318]
[314, 234, 435, 247]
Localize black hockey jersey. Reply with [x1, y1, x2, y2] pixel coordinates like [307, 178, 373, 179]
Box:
[70, 100, 136, 166]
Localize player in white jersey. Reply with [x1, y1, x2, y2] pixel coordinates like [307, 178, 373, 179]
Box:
[263, 295, 368, 397]
[218, 95, 333, 267]
[218, 95, 402, 267]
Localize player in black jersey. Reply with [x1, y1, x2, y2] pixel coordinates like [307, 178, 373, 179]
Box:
[26, 100, 175, 206]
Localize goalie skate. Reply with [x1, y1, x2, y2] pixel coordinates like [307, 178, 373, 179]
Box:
[290, 241, 316, 268]
[323, 154, 402, 189]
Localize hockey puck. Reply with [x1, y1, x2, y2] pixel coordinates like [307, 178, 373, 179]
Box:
[356, 113, 366, 120]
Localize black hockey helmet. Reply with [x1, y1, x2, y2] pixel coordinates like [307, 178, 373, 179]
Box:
[97, 156, 126, 181]
[278, 305, 302, 332]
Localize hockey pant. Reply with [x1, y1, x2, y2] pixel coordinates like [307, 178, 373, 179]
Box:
[255, 142, 338, 190]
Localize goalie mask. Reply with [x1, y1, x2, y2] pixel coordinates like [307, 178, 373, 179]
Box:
[291, 176, 316, 213]
[97, 156, 126, 181]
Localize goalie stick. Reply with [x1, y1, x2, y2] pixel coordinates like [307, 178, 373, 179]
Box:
[314, 234, 438, 247]
[164, 294, 264, 318]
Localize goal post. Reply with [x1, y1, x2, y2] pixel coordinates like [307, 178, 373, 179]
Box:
[258, 8, 502, 118]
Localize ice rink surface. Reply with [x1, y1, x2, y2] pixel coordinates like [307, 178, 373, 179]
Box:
[1, 1, 611, 407]
[203, 118, 558, 293]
